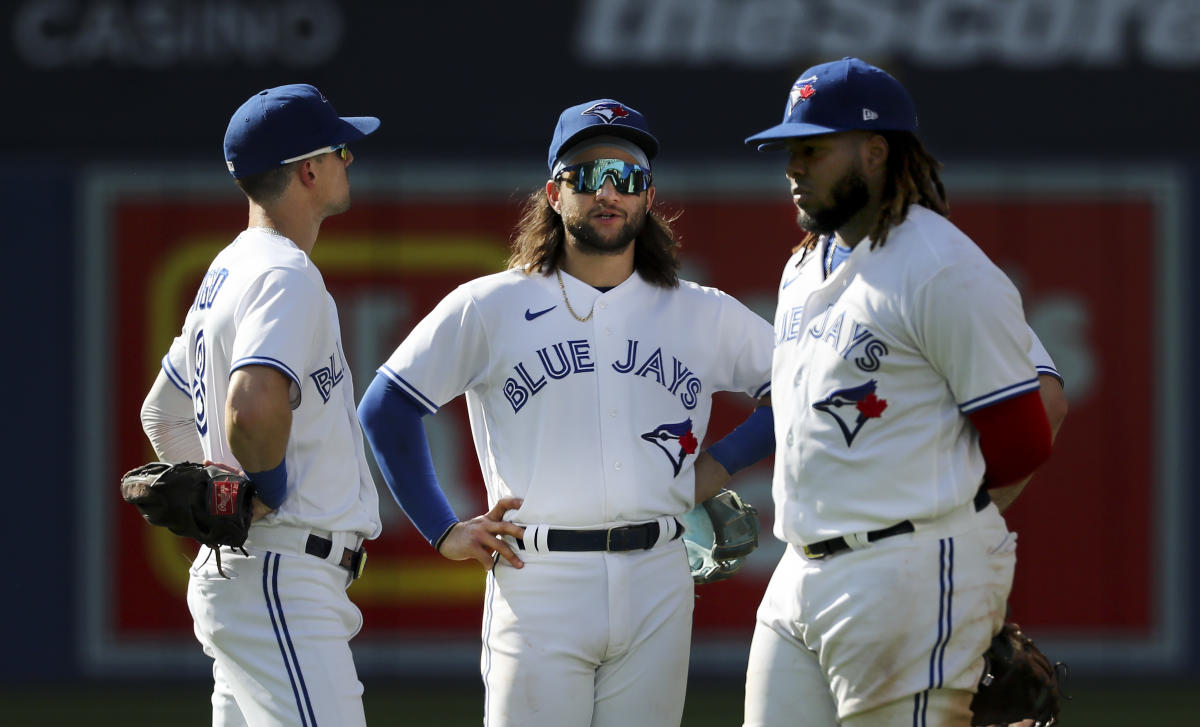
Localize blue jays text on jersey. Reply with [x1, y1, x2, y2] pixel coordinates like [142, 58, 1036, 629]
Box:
[503, 337, 703, 414]
[775, 302, 891, 374]
[310, 346, 346, 403]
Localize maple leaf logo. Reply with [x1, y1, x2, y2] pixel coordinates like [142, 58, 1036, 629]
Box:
[788, 75, 819, 113]
[679, 431, 698, 455]
[856, 393, 888, 419]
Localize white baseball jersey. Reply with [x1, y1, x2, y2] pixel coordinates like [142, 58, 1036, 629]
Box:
[161, 226, 381, 539]
[747, 204, 1052, 725]
[380, 267, 774, 526]
[770, 204, 1042, 546]
[380, 267, 772, 727]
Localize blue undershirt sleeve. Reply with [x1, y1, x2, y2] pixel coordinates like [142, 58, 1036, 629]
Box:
[358, 372, 459, 547]
[706, 405, 775, 476]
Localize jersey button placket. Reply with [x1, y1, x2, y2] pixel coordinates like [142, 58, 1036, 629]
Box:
[591, 301, 621, 520]
[790, 367, 802, 448]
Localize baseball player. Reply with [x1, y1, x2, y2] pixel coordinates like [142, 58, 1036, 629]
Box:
[357, 99, 775, 727]
[739, 58, 1067, 726]
[137, 84, 382, 726]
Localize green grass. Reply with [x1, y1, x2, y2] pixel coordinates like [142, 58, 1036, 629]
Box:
[3, 678, 1196, 725]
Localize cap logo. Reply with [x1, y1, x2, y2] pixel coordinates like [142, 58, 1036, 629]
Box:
[788, 76, 818, 114]
[863, 108, 879, 121]
[581, 101, 631, 124]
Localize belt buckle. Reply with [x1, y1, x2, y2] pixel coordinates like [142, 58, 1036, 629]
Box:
[801, 543, 826, 560]
[606, 525, 635, 551]
[351, 548, 367, 579]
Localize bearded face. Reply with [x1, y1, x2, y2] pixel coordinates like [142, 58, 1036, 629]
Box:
[795, 160, 870, 235]
[562, 200, 649, 256]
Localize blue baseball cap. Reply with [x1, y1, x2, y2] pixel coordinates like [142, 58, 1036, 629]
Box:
[745, 57, 917, 151]
[547, 99, 659, 172]
[223, 83, 380, 178]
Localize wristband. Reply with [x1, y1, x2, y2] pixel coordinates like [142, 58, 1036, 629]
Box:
[246, 458, 287, 509]
[433, 521, 459, 552]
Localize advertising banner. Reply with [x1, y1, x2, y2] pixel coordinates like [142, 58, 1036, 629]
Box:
[80, 165, 1184, 674]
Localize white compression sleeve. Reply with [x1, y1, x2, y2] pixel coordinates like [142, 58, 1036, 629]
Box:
[140, 368, 204, 463]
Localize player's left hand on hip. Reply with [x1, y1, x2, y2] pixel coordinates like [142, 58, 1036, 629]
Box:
[439, 497, 526, 571]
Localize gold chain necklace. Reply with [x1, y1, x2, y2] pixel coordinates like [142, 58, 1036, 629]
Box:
[556, 268, 595, 322]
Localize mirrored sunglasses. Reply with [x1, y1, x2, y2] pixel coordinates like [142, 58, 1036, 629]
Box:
[555, 158, 652, 195]
[282, 143, 348, 165]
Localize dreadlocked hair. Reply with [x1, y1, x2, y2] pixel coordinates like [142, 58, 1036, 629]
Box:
[507, 186, 682, 288]
[796, 130, 949, 253]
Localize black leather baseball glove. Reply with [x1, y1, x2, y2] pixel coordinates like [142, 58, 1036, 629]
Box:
[120, 461, 256, 550]
[970, 621, 1066, 726]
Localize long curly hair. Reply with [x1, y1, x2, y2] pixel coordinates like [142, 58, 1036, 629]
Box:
[507, 185, 681, 288]
[797, 130, 949, 252]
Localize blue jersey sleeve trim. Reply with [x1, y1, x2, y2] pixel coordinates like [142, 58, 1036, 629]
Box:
[753, 381, 772, 400]
[378, 365, 439, 414]
[231, 356, 300, 387]
[1036, 365, 1064, 387]
[358, 373, 458, 546]
[162, 355, 189, 394]
[959, 378, 1040, 413]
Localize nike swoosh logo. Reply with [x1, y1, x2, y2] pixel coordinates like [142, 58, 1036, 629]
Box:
[525, 305, 557, 321]
[781, 277, 799, 289]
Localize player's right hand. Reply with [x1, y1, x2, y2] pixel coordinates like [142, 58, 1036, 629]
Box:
[206, 459, 275, 522]
[438, 497, 527, 570]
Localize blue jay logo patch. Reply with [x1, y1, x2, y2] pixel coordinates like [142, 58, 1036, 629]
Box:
[788, 75, 818, 114]
[582, 101, 631, 124]
[641, 418, 699, 476]
[813, 380, 888, 446]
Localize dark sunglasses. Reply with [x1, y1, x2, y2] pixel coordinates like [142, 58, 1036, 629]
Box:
[555, 158, 652, 195]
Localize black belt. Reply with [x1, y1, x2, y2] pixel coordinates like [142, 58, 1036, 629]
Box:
[306, 534, 368, 579]
[801, 486, 992, 560]
[516, 519, 682, 552]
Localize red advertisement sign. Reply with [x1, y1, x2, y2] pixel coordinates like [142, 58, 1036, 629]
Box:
[89, 169, 1181, 672]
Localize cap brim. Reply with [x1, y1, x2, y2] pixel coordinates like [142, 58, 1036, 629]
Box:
[744, 121, 842, 151]
[558, 125, 659, 163]
[334, 116, 381, 144]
